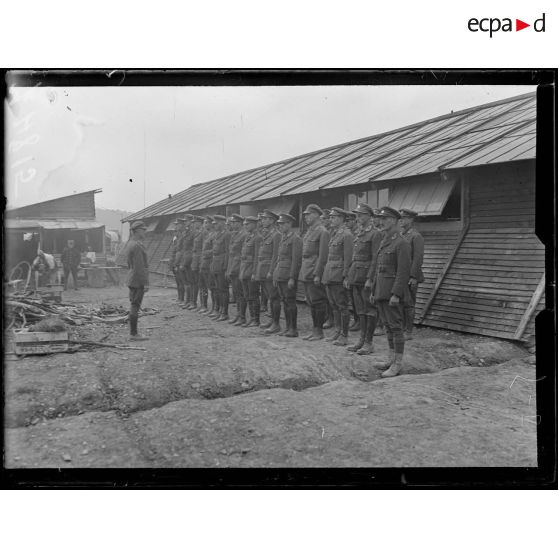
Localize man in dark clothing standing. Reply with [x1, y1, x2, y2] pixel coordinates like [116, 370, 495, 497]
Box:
[168, 219, 185, 303]
[226, 214, 248, 325]
[199, 217, 215, 315]
[240, 216, 261, 327]
[369, 207, 411, 378]
[256, 210, 282, 334]
[61, 239, 81, 290]
[188, 216, 205, 310]
[322, 208, 354, 346]
[127, 221, 150, 341]
[210, 215, 231, 321]
[272, 213, 302, 338]
[300, 204, 330, 341]
[346, 203, 382, 355]
[399, 208, 424, 340]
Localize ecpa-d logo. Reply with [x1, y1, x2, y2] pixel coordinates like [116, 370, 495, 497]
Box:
[468, 13, 546, 37]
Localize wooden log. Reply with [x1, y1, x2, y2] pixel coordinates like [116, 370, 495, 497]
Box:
[513, 273, 545, 340]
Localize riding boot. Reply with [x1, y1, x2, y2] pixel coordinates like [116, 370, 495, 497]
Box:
[277, 305, 290, 336]
[264, 301, 281, 334]
[382, 352, 404, 378]
[333, 311, 350, 345]
[347, 314, 366, 352]
[243, 301, 255, 327]
[251, 298, 260, 327]
[322, 304, 334, 329]
[303, 307, 317, 340]
[285, 305, 298, 337]
[349, 313, 360, 332]
[357, 315, 376, 355]
[325, 310, 341, 342]
[235, 300, 247, 326]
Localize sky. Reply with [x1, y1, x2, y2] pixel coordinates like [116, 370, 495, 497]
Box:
[5, 84, 536, 212]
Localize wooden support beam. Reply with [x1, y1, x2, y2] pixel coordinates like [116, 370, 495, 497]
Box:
[513, 272, 545, 340]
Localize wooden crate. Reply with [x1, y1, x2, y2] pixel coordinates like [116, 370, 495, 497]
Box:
[13, 329, 70, 355]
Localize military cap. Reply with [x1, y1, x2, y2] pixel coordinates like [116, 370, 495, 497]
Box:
[184, 213, 195, 220]
[346, 210, 357, 219]
[130, 220, 148, 231]
[277, 213, 296, 224]
[353, 202, 374, 216]
[378, 206, 401, 219]
[302, 203, 324, 216]
[213, 214, 227, 221]
[321, 209, 331, 217]
[262, 209, 279, 220]
[193, 215, 205, 223]
[172, 218, 180, 224]
[204, 216, 215, 224]
[230, 213, 244, 222]
[399, 208, 419, 218]
[372, 208, 381, 216]
[329, 207, 347, 218]
[243, 216, 259, 223]
[178, 217, 187, 222]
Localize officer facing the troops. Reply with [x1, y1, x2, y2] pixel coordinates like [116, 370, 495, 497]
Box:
[188, 215, 205, 310]
[126, 221, 150, 341]
[168, 218, 185, 303]
[369, 206, 412, 378]
[226, 214, 247, 325]
[240, 216, 262, 327]
[300, 204, 330, 341]
[272, 213, 302, 337]
[322, 208, 354, 346]
[346, 202, 382, 355]
[256, 210, 282, 334]
[199, 216, 215, 315]
[210, 215, 231, 321]
[399, 208, 424, 340]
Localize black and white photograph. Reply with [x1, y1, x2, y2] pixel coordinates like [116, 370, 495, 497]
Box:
[2, 71, 552, 478]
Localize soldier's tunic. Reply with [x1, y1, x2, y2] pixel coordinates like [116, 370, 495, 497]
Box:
[255, 227, 281, 313]
[190, 228, 204, 306]
[240, 230, 261, 305]
[168, 230, 184, 301]
[211, 229, 231, 314]
[200, 230, 215, 291]
[347, 222, 382, 317]
[272, 231, 302, 315]
[227, 229, 248, 309]
[175, 230, 189, 300]
[179, 227, 195, 285]
[371, 231, 411, 353]
[323, 225, 353, 314]
[300, 221, 329, 312]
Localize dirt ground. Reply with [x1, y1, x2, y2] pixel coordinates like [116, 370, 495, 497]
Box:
[4, 283, 538, 468]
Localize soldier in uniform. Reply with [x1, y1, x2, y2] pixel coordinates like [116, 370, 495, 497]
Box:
[399, 208, 424, 340]
[346, 202, 383, 354]
[371, 208, 386, 336]
[320, 209, 334, 330]
[199, 216, 217, 315]
[168, 218, 185, 303]
[300, 204, 330, 341]
[126, 221, 150, 341]
[210, 215, 231, 321]
[180, 214, 196, 308]
[272, 213, 302, 337]
[255, 209, 282, 334]
[256, 213, 270, 317]
[225, 214, 247, 325]
[240, 216, 261, 327]
[345, 210, 361, 332]
[322, 208, 354, 346]
[189, 215, 205, 310]
[369, 206, 412, 378]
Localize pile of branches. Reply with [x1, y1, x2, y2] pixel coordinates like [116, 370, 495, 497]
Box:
[5, 292, 159, 330]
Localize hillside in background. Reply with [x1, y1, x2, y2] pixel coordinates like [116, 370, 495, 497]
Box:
[96, 208, 132, 241]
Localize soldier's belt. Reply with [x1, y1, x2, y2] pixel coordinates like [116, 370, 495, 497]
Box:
[302, 254, 317, 259]
[258, 258, 272, 263]
[328, 255, 343, 261]
[352, 256, 371, 262]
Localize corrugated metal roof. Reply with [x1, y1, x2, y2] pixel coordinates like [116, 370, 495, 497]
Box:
[125, 92, 536, 222]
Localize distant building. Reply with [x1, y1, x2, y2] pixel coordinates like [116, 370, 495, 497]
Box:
[5, 189, 105, 275]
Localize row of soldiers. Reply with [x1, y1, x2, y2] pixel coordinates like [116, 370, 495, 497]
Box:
[167, 203, 424, 378]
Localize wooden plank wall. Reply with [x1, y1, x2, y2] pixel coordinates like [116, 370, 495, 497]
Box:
[421, 162, 543, 341]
